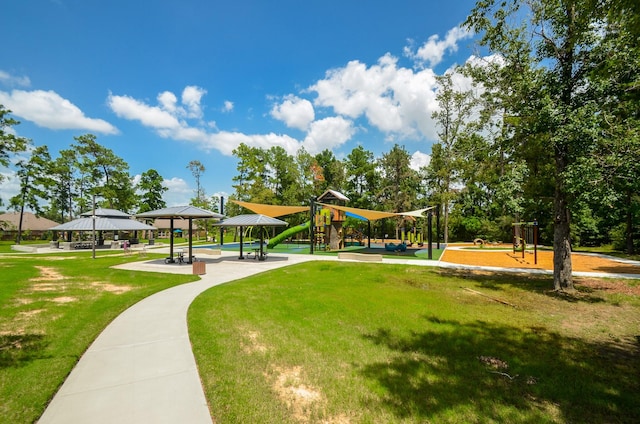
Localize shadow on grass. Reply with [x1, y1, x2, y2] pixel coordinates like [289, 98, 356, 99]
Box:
[436, 268, 608, 303]
[361, 317, 640, 423]
[0, 333, 48, 368]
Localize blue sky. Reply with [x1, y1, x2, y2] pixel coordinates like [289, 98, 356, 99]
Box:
[1, 0, 481, 209]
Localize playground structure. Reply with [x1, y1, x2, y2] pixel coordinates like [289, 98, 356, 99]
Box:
[230, 191, 439, 258]
[512, 220, 539, 264]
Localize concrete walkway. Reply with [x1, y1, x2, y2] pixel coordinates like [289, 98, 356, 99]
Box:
[37, 248, 640, 423]
[38, 251, 333, 424]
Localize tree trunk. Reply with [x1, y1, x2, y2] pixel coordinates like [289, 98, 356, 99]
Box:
[17, 204, 25, 245]
[443, 201, 449, 244]
[626, 191, 634, 255]
[553, 153, 574, 291]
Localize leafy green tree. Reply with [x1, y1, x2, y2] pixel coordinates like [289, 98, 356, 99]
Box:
[47, 149, 78, 222]
[9, 145, 52, 243]
[268, 146, 300, 205]
[187, 160, 206, 202]
[428, 72, 477, 243]
[343, 145, 379, 210]
[378, 144, 420, 238]
[465, 0, 607, 291]
[314, 149, 345, 194]
[137, 169, 167, 213]
[0, 106, 29, 204]
[231, 143, 273, 204]
[73, 134, 136, 212]
[293, 147, 317, 204]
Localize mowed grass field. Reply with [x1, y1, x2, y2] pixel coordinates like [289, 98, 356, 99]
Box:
[0, 252, 199, 424]
[189, 262, 640, 423]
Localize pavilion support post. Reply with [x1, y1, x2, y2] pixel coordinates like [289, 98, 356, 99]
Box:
[188, 218, 193, 263]
[309, 199, 315, 255]
[436, 205, 440, 249]
[427, 212, 433, 260]
[239, 226, 245, 259]
[220, 196, 224, 246]
[169, 218, 175, 263]
[368, 221, 371, 248]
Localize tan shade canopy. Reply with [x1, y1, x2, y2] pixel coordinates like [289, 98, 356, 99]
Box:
[317, 203, 397, 221]
[318, 203, 434, 221]
[231, 200, 308, 218]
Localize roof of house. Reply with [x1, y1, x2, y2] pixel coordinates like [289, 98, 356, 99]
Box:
[0, 212, 60, 231]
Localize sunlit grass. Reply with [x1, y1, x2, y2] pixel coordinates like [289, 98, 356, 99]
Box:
[190, 262, 640, 423]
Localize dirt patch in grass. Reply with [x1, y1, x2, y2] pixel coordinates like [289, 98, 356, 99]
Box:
[270, 365, 323, 423]
[576, 278, 640, 296]
[90, 282, 132, 294]
[51, 296, 76, 304]
[442, 248, 640, 275]
[30, 266, 65, 282]
[242, 330, 268, 354]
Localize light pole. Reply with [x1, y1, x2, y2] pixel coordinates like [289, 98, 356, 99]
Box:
[92, 193, 96, 259]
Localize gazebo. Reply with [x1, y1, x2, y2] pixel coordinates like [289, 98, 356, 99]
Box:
[50, 208, 156, 247]
[136, 206, 224, 264]
[214, 214, 288, 260]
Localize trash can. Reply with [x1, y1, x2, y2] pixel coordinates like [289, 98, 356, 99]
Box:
[192, 261, 206, 275]
[148, 239, 155, 245]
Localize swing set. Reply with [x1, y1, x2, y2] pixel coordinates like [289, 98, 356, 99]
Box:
[512, 220, 539, 264]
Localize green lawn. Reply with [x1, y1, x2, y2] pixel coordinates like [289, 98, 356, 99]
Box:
[0, 253, 199, 424]
[189, 262, 640, 423]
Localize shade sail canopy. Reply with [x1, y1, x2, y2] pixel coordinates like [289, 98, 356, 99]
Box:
[50, 217, 156, 231]
[317, 203, 397, 221]
[398, 207, 435, 218]
[318, 203, 434, 221]
[231, 200, 308, 218]
[135, 205, 225, 219]
[214, 214, 289, 227]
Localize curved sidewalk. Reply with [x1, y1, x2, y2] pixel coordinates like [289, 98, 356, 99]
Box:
[38, 252, 329, 424]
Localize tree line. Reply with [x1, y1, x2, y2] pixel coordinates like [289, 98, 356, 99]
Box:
[0, 116, 169, 242]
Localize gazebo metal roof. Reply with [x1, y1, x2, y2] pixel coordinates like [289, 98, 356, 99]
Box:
[80, 208, 131, 218]
[136, 205, 224, 219]
[50, 217, 155, 232]
[214, 214, 289, 227]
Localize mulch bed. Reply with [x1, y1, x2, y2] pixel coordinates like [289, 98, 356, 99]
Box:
[441, 247, 640, 276]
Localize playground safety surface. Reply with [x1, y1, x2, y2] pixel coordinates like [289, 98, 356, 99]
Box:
[441, 245, 640, 276]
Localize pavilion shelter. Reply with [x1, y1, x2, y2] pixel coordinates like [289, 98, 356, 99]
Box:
[213, 214, 288, 260]
[136, 206, 224, 264]
[49, 208, 156, 247]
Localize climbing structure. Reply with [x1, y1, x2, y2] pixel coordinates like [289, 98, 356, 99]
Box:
[315, 189, 349, 251]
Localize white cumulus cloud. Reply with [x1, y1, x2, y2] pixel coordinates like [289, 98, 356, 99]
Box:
[303, 116, 354, 154]
[270, 95, 315, 131]
[108, 93, 182, 129]
[405, 26, 472, 68]
[108, 87, 310, 157]
[0, 89, 118, 134]
[0, 70, 31, 88]
[181, 86, 207, 118]
[410, 150, 431, 171]
[310, 53, 440, 141]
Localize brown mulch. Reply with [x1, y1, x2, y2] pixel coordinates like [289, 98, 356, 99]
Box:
[441, 247, 640, 275]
